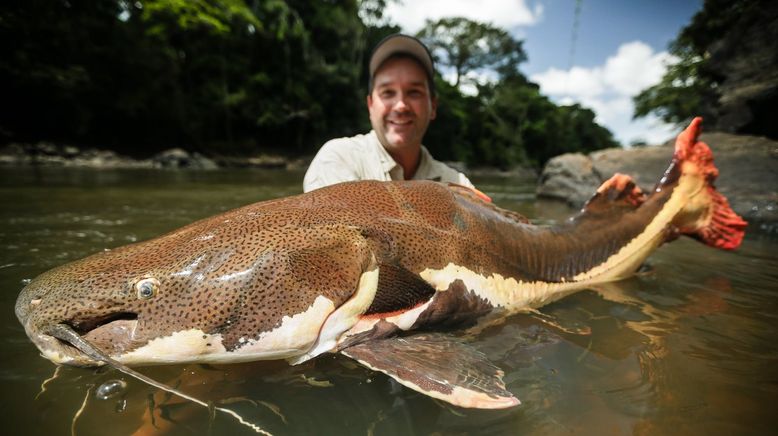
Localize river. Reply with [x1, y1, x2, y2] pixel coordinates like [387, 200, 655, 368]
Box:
[1, 167, 776, 435]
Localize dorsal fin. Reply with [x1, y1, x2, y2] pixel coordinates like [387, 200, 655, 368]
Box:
[447, 183, 493, 203]
[448, 183, 530, 225]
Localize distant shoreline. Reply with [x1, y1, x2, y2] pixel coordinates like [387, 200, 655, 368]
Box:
[0, 142, 311, 171]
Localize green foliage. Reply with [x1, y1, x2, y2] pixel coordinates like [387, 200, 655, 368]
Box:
[417, 17, 526, 88]
[633, 48, 713, 125]
[633, 0, 771, 128]
[0, 0, 616, 166]
[141, 0, 261, 35]
[420, 23, 615, 169]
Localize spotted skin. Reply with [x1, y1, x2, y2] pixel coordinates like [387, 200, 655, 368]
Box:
[15, 118, 746, 407]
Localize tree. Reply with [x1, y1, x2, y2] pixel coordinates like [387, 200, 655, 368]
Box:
[416, 17, 526, 88]
[632, 26, 717, 127]
[0, 1, 618, 164]
[633, 0, 778, 139]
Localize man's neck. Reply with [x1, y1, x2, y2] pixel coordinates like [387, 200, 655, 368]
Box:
[388, 146, 421, 180]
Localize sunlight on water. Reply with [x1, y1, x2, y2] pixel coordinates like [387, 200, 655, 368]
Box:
[1, 167, 776, 435]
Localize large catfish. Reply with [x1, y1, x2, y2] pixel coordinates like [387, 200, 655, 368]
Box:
[16, 118, 746, 409]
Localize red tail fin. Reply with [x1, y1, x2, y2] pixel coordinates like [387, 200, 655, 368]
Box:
[674, 117, 747, 250]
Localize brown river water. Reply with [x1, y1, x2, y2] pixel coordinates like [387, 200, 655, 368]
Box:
[1, 167, 776, 435]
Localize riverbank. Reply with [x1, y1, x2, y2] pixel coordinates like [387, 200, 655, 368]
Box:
[0, 141, 540, 181]
[0, 142, 311, 171]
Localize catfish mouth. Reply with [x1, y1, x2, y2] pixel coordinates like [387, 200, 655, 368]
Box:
[71, 312, 138, 336]
[34, 312, 140, 367]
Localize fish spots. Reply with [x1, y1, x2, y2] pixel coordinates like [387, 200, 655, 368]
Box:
[18, 176, 687, 367]
[19, 181, 482, 363]
[231, 295, 336, 361]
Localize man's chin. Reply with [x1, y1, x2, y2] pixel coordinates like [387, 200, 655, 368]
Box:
[385, 133, 418, 149]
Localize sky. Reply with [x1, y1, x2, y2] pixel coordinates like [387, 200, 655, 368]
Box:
[382, 0, 704, 146]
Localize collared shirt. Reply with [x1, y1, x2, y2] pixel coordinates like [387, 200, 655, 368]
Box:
[303, 130, 473, 192]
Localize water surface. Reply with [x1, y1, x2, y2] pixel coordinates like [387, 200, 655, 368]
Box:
[1, 167, 776, 435]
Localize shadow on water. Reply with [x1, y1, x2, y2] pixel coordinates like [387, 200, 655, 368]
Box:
[1, 167, 777, 435]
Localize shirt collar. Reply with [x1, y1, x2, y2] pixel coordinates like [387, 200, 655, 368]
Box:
[367, 130, 443, 181]
[368, 130, 399, 173]
[415, 146, 441, 181]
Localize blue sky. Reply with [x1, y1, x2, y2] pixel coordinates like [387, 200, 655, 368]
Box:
[383, 0, 704, 145]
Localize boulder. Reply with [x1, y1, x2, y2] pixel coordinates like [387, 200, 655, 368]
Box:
[152, 148, 218, 169]
[536, 153, 601, 206]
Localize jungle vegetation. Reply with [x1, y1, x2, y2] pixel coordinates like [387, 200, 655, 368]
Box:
[0, 0, 620, 168]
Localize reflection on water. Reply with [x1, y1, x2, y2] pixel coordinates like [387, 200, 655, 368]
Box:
[1, 167, 777, 435]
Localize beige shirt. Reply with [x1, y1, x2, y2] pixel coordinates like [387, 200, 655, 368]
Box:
[303, 130, 473, 192]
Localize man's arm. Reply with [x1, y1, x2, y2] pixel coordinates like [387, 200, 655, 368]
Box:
[453, 171, 475, 189]
[303, 140, 362, 192]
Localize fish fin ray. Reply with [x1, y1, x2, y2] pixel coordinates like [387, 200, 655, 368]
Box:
[580, 173, 646, 217]
[670, 117, 747, 250]
[341, 333, 519, 409]
[364, 264, 436, 315]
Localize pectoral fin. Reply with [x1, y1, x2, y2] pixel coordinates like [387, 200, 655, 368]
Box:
[341, 334, 519, 409]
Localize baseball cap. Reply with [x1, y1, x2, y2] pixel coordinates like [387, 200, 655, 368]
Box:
[368, 34, 435, 83]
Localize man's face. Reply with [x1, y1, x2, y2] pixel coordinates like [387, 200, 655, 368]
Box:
[367, 57, 437, 153]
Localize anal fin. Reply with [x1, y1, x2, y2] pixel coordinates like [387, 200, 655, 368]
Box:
[341, 333, 519, 409]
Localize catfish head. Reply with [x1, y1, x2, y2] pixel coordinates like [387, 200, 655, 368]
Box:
[15, 204, 379, 367]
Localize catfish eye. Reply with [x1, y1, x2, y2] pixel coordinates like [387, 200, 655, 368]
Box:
[134, 278, 159, 300]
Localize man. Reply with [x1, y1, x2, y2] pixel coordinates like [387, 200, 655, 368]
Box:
[303, 34, 474, 192]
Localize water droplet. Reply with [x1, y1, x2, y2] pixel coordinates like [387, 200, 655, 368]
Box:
[96, 379, 127, 400]
[114, 398, 127, 413]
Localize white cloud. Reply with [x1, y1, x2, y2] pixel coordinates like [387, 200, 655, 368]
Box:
[384, 0, 543, 33]
[531, 66, 604, 98]
[531, 41, 678, 145]
[602, 41, 675, 96]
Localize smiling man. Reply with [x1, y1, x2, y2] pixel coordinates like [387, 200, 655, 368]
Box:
[303, 34, 474, 192]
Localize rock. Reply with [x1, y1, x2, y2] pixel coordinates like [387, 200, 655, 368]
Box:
[215, 154, 289, 169]
[246, 155, 286, 168]
[287, 155, 313, 171]
[0, 143, 26, 164]
[151, 148, 217, 169]
[536, 153, 601, 206]
[67, 149, 146, 168]
[538, 132, 778, 230]
[153, 148, 191, 168]
[62, 145, 80, 158]
[33, 142, 59, 156]
[191, 152, 219, 170]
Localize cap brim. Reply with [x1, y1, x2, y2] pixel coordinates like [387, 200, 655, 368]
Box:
[369, 34, 434, 80]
